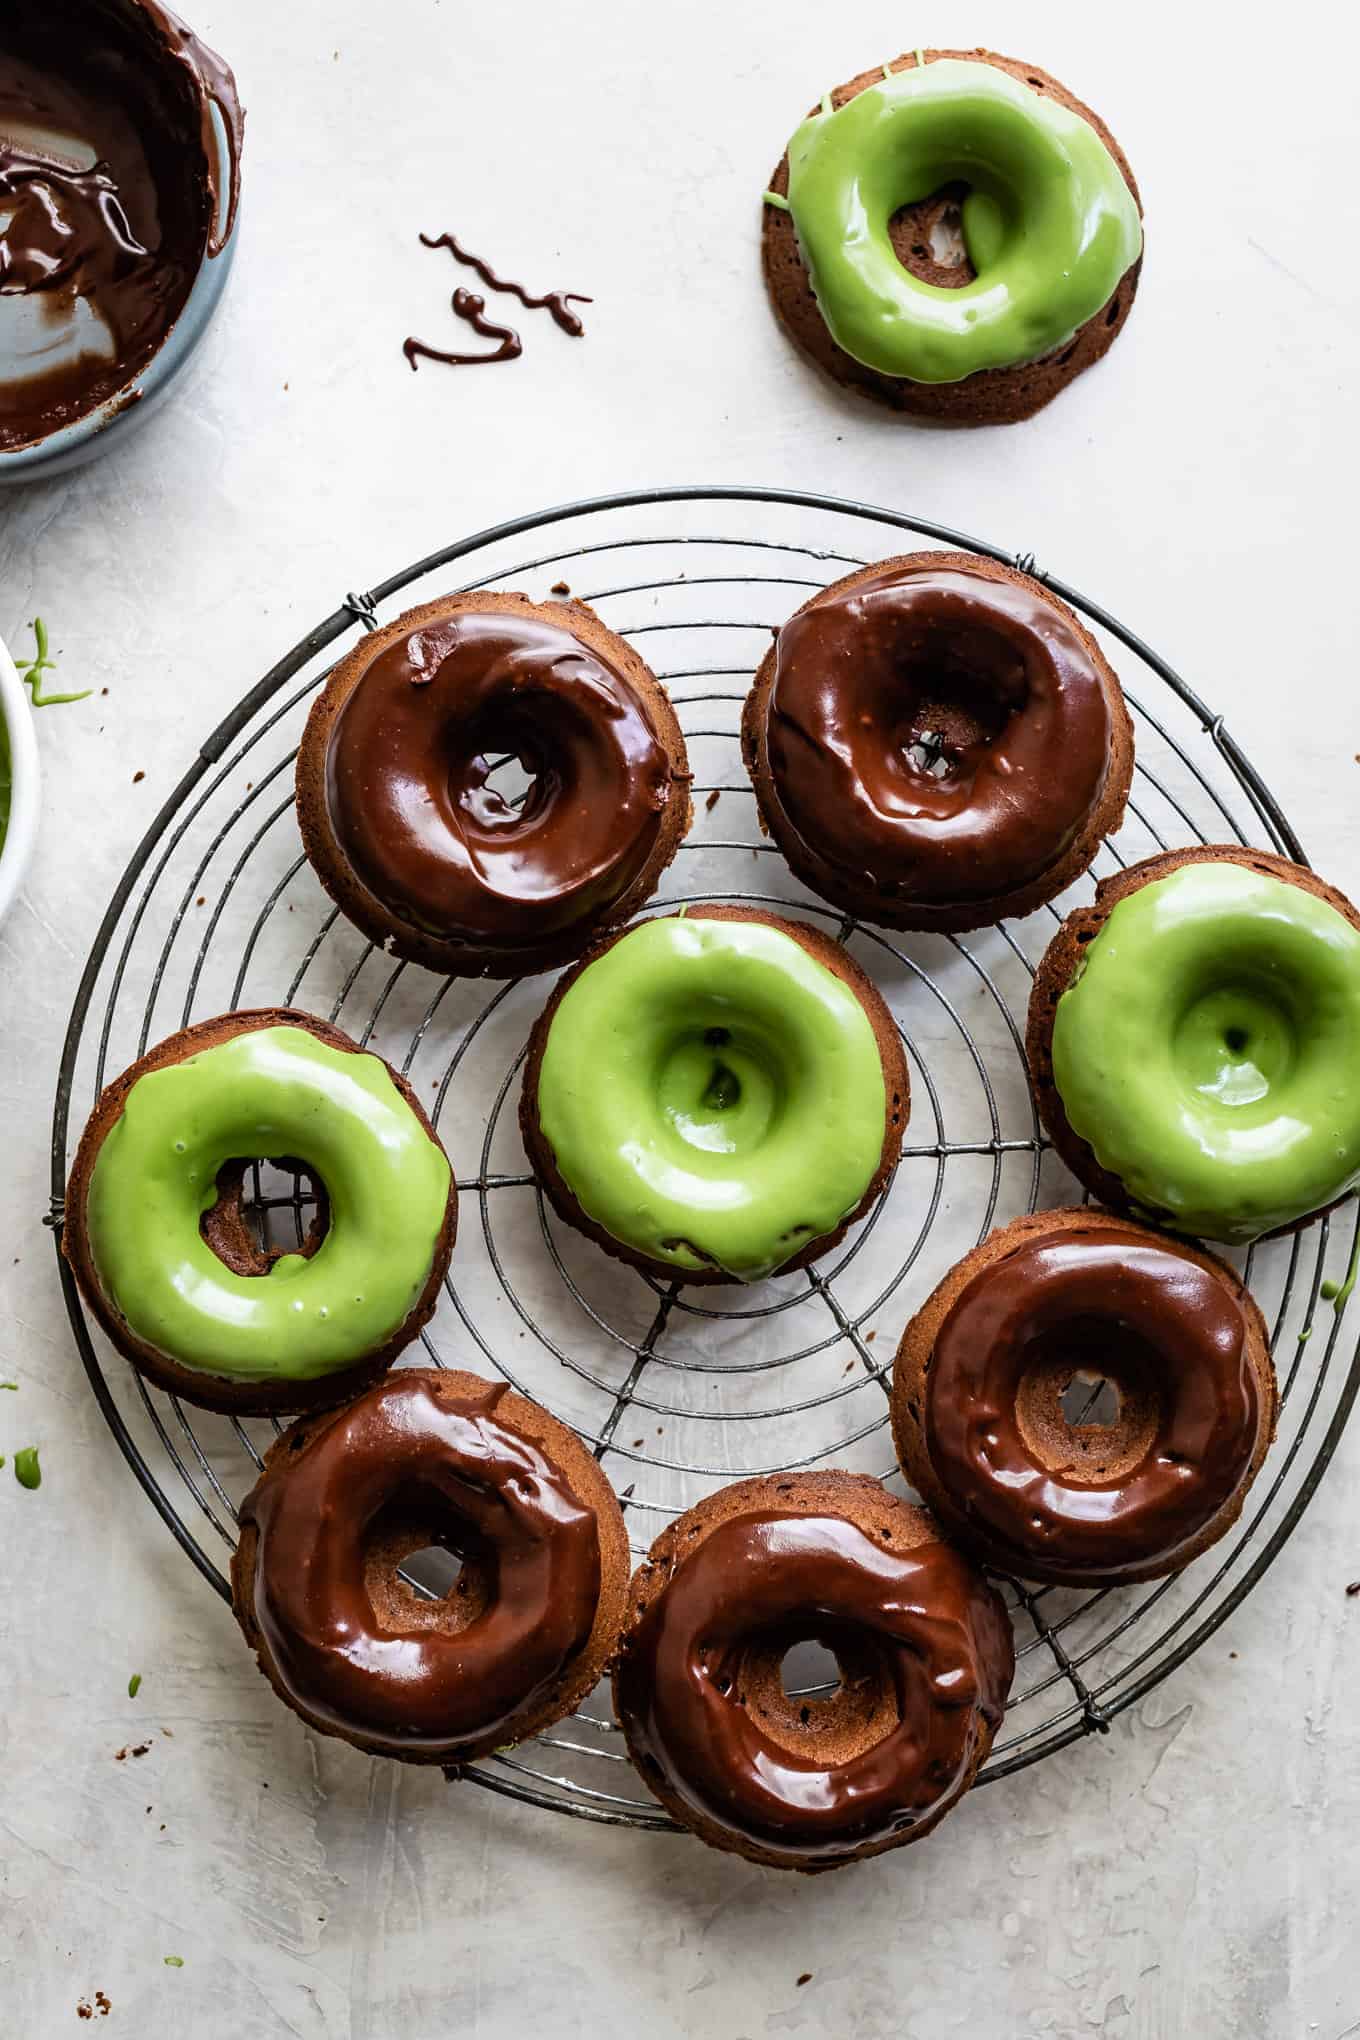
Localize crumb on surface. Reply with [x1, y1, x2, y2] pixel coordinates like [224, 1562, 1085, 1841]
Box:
[797, 1972, 813, 1987]
[1347, 1581, 1360, 1597]
[132, 770, 145, 783]
[550, 580, 571, 595]
[114, 1741, 153, 1761]
[705, 789, 720, 811]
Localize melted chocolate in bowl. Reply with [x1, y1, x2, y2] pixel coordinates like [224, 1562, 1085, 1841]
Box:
[0, 0, 242, 452]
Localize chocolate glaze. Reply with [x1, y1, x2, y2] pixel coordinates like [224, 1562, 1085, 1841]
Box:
[324, 608, 678, 953]
[0, 0, 242, 452]
[419, 230, 590, 337]
[614, 1511, 1013, 1863]
[926, 1228, 1262, 1579]
[239, 1375, 602, 1752]
[763, 563, 1112, 904]
[403, 288, 523, 371]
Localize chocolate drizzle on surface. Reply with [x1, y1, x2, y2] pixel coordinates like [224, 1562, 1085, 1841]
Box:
[238, 1374, 603, 1753]
[614, 1507, 1013, 1865]
[924, 1227, 1265, 1580]
[761, 560, 1113, 906]
[403, 288, 523, 372]
[419, 229, 591, 337]
[0, 0, 243, 451]
[322, 605, 678, 953]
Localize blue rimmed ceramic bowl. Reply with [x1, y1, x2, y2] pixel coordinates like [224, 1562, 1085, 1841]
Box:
[0, 2, 242, 485]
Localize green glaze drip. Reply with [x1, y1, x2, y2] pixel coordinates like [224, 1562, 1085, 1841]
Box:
[784, 57, 1142, 383]
[1052, 863, 1360, 1244]
[14, 1447, 40, 1489]
[0, 1456, 5, 1470]
[86, 1026, 451, 1384]
[1320, 1214, 1360, 1312]
[763, 190, 791, 212]
[128, 1672, 143, 1697]
[18, 619, 90, 706]
[164, 1956, 184, 1968]
[536, 916, 886, 1281]
[0, 1381, 16, 1389]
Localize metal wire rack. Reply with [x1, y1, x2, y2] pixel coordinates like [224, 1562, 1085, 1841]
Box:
[50, 486, 1360, 1834]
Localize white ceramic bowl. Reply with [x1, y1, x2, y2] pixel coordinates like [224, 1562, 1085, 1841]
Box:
[0, 631, 41, 926]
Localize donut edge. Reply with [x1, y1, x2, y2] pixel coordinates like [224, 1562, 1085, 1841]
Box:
[1026, 844, 1360, 1240]
[740, 551, 1134, 933]
[295, 590, 694, 980]
[61, 1007, 458, 1417]
[518, 905, 910, 1287]
[611, 1470, 1011, 1871]
[890, 1207, 1279, 1588]
[230, 1368, 631, 1765]
[761, 47, 1143, 425]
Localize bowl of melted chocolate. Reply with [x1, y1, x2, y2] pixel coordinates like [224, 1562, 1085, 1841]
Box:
[0, 0, 243, 479]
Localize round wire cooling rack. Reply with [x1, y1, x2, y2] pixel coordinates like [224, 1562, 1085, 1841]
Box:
[51, 485, 1360, 1834]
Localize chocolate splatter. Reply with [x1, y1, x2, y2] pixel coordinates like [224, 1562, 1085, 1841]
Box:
[404, 290, 522, 372]
[419, 230, 590, 336]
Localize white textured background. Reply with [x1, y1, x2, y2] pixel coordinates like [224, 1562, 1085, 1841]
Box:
[2, 0, 1358, 2033]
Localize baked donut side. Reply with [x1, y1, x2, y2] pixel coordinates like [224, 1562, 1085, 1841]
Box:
[762, 48, 1143, 424]
[231, 1370, 630, 1764]
[519, 906, 909, 1286]
[62, 1008, 457, 1417]
[1027, 846, 1360, 1238]
[742, 552, 1133, 933]
[612, 1471, 1013, 1871]
[891, 1208, 1278, 1587]
[296, 591, 693, 980]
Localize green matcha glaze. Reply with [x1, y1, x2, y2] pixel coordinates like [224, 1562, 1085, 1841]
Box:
[784, 59, 1142, 383]
[87, 1026, 451, 1383]
[1051, 863, 1360, 1244]
[536, 917, 887, 1280]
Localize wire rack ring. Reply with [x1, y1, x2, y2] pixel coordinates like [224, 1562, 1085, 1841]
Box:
[50, 486, 1360, 1834]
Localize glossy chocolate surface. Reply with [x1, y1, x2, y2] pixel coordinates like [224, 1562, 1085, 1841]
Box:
[763, 563, 1111, 904]
[615, 1511, 1013, 1862]
[926, 1228, 1261, 1578]
[0, 0, 242, 451]
[324, 608, 677, 953]
[240, 1376, 603, 1752]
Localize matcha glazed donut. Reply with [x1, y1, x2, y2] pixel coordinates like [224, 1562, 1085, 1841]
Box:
[520, 906, 908, 1284]
[762, 48, 1143, 423]
[63, 1009, 457, 1415]
[1028, 848, 1360, 1243]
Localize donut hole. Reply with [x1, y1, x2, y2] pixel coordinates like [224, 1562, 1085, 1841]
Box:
[1174, 976, 1298, 1110]
[890, 182, 975, 288]
[363, 1506, 495, 1636]
[1015, 1318, 1163, 1483]
[455, 714, 549, 832]
[476, 749, 538, 815]
[200, 1157, 329, 1275]
[658, 1020, 784, 1157]
[733, 1627, 898, 1761]
[780, 1637, 843, 1700]
[894, 623, 1029, 787]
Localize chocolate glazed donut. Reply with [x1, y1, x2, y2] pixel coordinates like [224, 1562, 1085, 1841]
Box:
[232, 1371, 630, 1762]
[742, 553, 1132, 932]
[892, 1211, 1277, 1587]
[296, 592, 691, 978]
[613, 1473, 1014, 1870]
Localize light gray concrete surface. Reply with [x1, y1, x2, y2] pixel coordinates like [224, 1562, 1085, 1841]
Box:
[2, 0, 1358, 2032]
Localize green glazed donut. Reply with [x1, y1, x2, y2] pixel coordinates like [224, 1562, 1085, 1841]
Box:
[68, 1015, 454, 1409]
[523, 911, 905, 1282]
[1048, 860, 1360, 1243]
[783, 58, 1142, 383]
